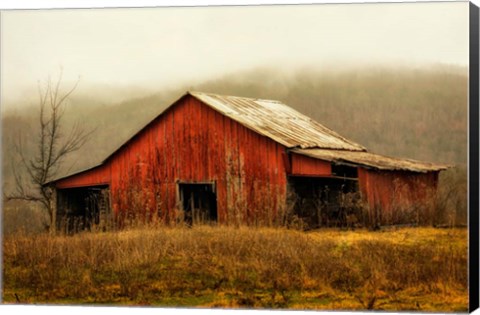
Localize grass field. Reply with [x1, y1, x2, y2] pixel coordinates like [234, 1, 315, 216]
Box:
[2, 226, 468, 312]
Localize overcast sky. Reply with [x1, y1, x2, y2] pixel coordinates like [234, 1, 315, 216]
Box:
[0, 1, 469, 107]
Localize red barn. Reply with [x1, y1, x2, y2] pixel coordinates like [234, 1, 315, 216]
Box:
[48, 92, 449, 231]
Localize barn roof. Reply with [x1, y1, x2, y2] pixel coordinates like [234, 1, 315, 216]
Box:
[292, 148, 450, 173]
[189, 92, 366, 151]
[47, 91, 448, 184]
[101, 91, 366, 165]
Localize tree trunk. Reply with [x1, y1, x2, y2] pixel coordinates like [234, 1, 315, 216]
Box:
[50, 188, 57, 235]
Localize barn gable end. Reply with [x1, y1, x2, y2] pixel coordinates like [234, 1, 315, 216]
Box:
[54, 94, 290, 230]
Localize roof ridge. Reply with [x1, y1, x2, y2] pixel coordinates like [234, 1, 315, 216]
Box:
[188, 91, 284, 104]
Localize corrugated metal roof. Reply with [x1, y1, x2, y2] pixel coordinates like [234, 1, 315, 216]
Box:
[292, 148, 450, 173]
[189, 92, 366, 151]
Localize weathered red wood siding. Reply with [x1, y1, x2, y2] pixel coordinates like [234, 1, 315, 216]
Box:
[290, 153, 332, 176]
[358, 168, 439, 225]
[56, 165, 111, 188]
[55, 95, 288, 224]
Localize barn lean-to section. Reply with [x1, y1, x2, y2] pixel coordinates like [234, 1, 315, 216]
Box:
[291, 149, 443, 227]
[48, 91, 449, 232]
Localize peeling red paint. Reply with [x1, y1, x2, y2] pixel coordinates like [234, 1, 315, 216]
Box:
[53, 93, 443, 226]
[290, 153, 332, 177]
[55, 95, 288, 223]
[358, 168, 439, 224]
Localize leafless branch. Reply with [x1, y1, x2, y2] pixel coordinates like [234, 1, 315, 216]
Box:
[6, 71, 92, 231]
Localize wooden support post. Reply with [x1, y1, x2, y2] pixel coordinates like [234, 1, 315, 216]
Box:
[50, 187, 57, 235]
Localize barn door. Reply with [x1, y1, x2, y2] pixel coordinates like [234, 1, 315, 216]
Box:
[84, 186, 112, 231]
[288, 176, 359, 228]
[178, 182, 217, 225]
[57, 185, 111, 233]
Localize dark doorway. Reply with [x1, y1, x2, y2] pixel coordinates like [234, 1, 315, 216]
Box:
[57, 185, 111, 233]
[178, 183, 217, 225]
[288, 176, 360, 229]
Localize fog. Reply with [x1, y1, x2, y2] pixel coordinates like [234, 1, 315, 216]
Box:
[1, 1, 469, 108]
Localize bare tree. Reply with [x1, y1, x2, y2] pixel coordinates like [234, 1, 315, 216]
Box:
[6, 72, 93, 232]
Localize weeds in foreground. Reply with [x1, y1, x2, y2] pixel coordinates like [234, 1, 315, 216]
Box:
[2, 226, 468, 311]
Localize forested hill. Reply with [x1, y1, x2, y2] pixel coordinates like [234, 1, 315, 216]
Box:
[196, 65, 468, 165]
[2, 65, 468, 193]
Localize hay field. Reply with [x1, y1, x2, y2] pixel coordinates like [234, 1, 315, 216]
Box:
[2, 226, 468, 311]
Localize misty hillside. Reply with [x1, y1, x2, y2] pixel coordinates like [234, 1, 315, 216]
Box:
[2, 65, 468, 194]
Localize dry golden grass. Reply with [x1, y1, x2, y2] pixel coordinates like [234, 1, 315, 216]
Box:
[2, 226, 468, 311]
